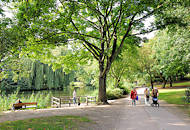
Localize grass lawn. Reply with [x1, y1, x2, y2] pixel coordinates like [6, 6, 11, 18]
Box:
[155, 81, 190, 88]
[159, 89, 186, 105]
[159, 89, 190, 115]
[0, 115, 91, 130]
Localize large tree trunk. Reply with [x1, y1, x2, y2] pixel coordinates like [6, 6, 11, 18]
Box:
[98, 74, 108, 104]
[160, 73, 167, 88]
[98, 61, 108, 104]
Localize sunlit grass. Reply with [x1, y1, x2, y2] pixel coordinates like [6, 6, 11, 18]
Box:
[159, 88, 186, 93]
[159, 90, 186, 105]
[159, 88, 190, 116]
[0, 116, 91, 130]
[155, 81, 190, 88]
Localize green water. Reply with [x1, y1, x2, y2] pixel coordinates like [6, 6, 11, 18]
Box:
[18, 88, 94, 98]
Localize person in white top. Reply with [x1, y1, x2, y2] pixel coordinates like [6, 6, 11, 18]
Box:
[144, 87, 150, 105]
[73, 89, 77, 104]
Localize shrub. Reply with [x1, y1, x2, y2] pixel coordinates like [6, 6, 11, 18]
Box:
[106, 88, 123, 100]
[118, 85, 130, 95]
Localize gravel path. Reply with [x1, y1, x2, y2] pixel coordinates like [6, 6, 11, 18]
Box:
[0, 88, 190, 130]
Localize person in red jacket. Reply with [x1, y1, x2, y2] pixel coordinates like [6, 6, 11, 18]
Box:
[130, 87, 137, 106]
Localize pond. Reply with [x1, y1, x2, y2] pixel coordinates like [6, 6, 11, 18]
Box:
[0, 87, 96, 110]
[16, 87, 95, 99]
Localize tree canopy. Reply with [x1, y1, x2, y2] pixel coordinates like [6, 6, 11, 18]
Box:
[1, 0, 189, 103]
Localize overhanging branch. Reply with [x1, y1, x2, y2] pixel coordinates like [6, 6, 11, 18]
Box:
[71, 19, 101, 59]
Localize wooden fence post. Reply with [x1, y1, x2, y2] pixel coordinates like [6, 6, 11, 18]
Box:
[59, 98, 61, 108]
[86, 96, 88, 105]
[69, 97, 71, 107]
[51, 97, 53, 107]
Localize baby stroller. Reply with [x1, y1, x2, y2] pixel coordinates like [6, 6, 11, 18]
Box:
[151, 97, 159, 107]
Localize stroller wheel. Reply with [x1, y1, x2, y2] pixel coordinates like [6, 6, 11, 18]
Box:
[151, 103, 154, 107]
[157, 103, 159, 108]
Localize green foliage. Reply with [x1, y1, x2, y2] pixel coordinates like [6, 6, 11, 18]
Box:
[91, 89, 98, 97]
[109, 44, 139, 85]
[1, 59, 75, 92]
[0, 88, 52, 111]
[2, 0, 188, 103]
[106, 88, 123, 100]
[0, 115, 91, 130]
[118, 85, 130, 95]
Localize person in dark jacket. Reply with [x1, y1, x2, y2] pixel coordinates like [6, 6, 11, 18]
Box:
[13, 99, 22, 110]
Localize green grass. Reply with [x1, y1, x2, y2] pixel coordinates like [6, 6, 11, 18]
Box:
[159, 89, 190, 115]
[155, 81, 190, 88]
[159, 89, 186, 105]
[0, 115, 91, 130]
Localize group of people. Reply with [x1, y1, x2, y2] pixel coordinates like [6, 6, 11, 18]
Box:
[130, 87, 159, 106]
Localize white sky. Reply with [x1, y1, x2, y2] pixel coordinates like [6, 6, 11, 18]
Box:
[136, 16, 155, 39]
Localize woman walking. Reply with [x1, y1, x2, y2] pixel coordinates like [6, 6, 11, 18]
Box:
[144, 87, 150, 105]
[130, 87, 137, 106]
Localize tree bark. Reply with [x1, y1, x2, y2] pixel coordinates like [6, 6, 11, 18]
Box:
[162, 79, 167, 88]
[169, 76, 172, 87]
[150, 79, 154, 89]
[114, 79, 120, 88]
[98, 61, 108, 104]
[98, 73, 108, 104]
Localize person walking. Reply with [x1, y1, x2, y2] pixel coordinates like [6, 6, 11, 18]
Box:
[130, 87, 137, 106]
[151, 87, 159, 107]
[144, 87, 150, 105]
[73, 88, 77, 105]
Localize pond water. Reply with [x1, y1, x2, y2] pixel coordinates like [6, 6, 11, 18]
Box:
[18, 87, 95, 98]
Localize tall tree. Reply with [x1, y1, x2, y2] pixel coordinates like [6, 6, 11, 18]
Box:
[110, 44, 139, 88]
[137, 42, 156, 89]
[8, 0, 187, 103]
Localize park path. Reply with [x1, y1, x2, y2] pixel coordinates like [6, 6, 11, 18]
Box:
[0, 88, 190, 130]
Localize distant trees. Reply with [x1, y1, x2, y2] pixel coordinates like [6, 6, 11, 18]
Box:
[0, 59, 75, 92]
[109, 44, 139, 88]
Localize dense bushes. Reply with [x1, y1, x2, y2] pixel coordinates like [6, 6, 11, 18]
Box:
[119, 85, 130, 95]
[106, 84, 130, 100]
[106, 88, 123, 100]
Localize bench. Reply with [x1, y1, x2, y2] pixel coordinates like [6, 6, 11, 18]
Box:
[12, 102, 38, 110]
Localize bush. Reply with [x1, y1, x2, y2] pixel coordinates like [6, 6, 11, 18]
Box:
[106, 88, 123, 100]
[118, 85, 130, 95]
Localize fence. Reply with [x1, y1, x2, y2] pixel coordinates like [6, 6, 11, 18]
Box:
[51, 96, 96, 108]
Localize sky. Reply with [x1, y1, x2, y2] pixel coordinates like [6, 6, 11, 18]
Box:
[137, 16, 156, 39]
